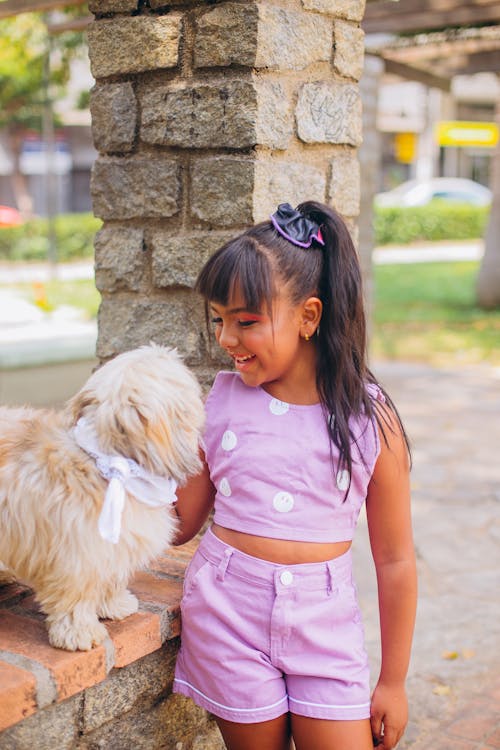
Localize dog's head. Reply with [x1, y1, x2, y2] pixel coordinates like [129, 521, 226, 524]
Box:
[66, 345, 204, 484]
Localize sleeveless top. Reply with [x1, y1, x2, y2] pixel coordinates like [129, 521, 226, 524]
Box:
[204, 371, 384, 543]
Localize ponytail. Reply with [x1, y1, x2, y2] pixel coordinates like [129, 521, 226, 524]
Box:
[297, 201, 410, 474]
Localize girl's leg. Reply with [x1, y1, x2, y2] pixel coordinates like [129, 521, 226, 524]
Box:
[291, 715, 373, 750]
[215, 714, 292, 750]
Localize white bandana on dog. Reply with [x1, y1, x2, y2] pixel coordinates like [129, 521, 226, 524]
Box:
[73, 417, 178, 544]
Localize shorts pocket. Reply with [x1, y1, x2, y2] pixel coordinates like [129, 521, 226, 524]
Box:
[333, 580, 362, 625]
[182, 551, 211, 601]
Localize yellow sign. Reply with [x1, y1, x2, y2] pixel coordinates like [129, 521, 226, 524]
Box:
[436, 121, 498, 148]
[394, 132, 416, 163]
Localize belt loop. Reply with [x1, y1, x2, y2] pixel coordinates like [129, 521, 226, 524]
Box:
[217, 548, 233, 581]
[326, 560, 335, 595]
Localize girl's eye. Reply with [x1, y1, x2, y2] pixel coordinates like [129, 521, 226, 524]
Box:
[238, 319, 257, 327]
[211, 317, 222, 326]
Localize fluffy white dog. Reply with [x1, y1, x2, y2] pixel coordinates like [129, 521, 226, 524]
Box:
[0, 345, 204, 651]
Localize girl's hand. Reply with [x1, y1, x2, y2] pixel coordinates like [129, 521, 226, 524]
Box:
[370, 680, 408, 749]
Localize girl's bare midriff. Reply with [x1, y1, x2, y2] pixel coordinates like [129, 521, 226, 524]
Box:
[212, 523, 351, 565]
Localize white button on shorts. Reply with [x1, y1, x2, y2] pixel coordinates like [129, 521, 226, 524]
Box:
[280, 570, 294, 586]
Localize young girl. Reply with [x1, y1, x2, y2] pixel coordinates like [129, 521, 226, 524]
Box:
[172, 201, 417, 750]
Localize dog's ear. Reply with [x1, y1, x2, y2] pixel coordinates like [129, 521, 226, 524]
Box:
[65, 389, 97, 425]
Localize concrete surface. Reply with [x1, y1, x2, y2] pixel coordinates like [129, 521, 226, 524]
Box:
[353, 360, 500, 748]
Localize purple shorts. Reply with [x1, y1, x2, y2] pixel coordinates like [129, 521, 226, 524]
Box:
[173, 529, 370, 723]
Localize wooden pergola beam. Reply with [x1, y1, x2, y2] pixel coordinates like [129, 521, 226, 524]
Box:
[457, 49, 500, 74]
[47, 15, 92, 33]
[363, 0, 500, 34]
[382, 58, 452, 91]
[0, 0, 87, 20]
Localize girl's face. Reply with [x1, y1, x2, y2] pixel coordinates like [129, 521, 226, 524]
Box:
[209, 286, 320, 403]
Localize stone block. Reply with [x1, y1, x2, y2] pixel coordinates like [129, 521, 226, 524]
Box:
[254, 79, 293, 150]
[255, 5, 333, 70]
[194, 3, 259, 68]
[328, 149, 361, 216]
[90, 82, 137, 153]
[79, 690, 224, 750]
[0, 695, 80, 750]
[253, 159, 326, 222]
[333, 20, 365, 80]
[96, 293, 206, 364]
[87, 16, 181, 78]
[301, 0, 366, 22]
[140, 77, 292, 151]
[140, 80, 258, 149]
[194, 3, 332, 71]
[82, 645, 177, 734]
[88, 0, 137, 11]
[161, 694, 225, 750]
[150, 231, 232, 289]
[94, 226, 146, 292]
[190, 157, 254, 226]
[296, 81, 362, 146]
[91, 156, 180, 220]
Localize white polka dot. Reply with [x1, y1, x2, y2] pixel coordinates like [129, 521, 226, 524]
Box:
[221, 430, 237, 451]
[269, 399, 289, 416]
[273, 491, 294, 513]
[336, 469, 350, 491]
[219, 478, 232, 497]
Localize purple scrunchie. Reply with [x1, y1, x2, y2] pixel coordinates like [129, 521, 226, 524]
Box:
[270, 203, 325, 248]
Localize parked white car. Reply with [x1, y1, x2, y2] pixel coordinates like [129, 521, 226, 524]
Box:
[375, 177, 492, 208]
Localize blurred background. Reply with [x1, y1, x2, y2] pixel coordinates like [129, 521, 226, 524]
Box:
[0, 1, 499, 407]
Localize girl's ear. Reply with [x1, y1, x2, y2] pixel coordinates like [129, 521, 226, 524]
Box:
[301, 296, 323, 338]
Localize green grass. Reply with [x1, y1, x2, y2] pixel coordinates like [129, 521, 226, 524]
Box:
[372, 260, 500, 366]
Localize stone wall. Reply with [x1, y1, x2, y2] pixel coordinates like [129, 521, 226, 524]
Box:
[87, 0, 366, 387]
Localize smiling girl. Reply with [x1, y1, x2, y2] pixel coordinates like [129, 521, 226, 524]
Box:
[172, 201, 417, 750]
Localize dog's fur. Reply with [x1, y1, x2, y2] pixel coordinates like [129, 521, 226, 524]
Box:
[0, 345, 204, 651]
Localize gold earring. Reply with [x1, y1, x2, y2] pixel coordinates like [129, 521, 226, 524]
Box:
[304, 333, 310, 341]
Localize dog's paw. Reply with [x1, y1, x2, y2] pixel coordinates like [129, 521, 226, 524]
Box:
[98, 589, 139, 621]
[48, 615, 108, 652]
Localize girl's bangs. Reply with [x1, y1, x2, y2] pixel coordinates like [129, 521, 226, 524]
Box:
[196, 237, 273, 312]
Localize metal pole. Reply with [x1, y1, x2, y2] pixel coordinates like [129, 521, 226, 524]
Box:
[42, 22, 58, 273]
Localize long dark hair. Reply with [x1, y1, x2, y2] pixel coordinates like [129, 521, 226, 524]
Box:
[196, 200, 410, 475]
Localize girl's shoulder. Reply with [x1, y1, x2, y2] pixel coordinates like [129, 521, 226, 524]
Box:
[206, 370, 245, 409]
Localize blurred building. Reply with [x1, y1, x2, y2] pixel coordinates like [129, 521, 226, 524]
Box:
[0, 53, 96, 215]
[375, 71, 498, 191]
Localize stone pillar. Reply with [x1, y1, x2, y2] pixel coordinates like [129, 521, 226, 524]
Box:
[87, 0, 366, 387]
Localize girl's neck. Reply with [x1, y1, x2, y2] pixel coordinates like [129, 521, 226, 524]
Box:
[260, 349, 319, 405]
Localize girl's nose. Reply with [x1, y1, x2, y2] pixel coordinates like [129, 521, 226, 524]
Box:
[217, 323, 238, 349]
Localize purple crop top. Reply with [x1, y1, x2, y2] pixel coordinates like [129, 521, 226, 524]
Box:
[204, 371, 384, 543]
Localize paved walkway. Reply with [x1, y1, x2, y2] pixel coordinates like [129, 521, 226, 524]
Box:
[354, 360, 500, 749]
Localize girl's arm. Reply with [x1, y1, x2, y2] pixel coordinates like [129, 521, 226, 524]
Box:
[366, 410, 417, 750]
[173, 450, 216, 545]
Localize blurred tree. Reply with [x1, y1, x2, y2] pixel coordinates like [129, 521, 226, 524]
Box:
[0, 7, 87, 217]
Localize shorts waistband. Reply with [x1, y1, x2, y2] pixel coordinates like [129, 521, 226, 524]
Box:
[199, 527, 353, 592]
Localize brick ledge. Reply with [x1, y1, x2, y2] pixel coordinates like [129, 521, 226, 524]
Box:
[0, 539, 197, 733]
